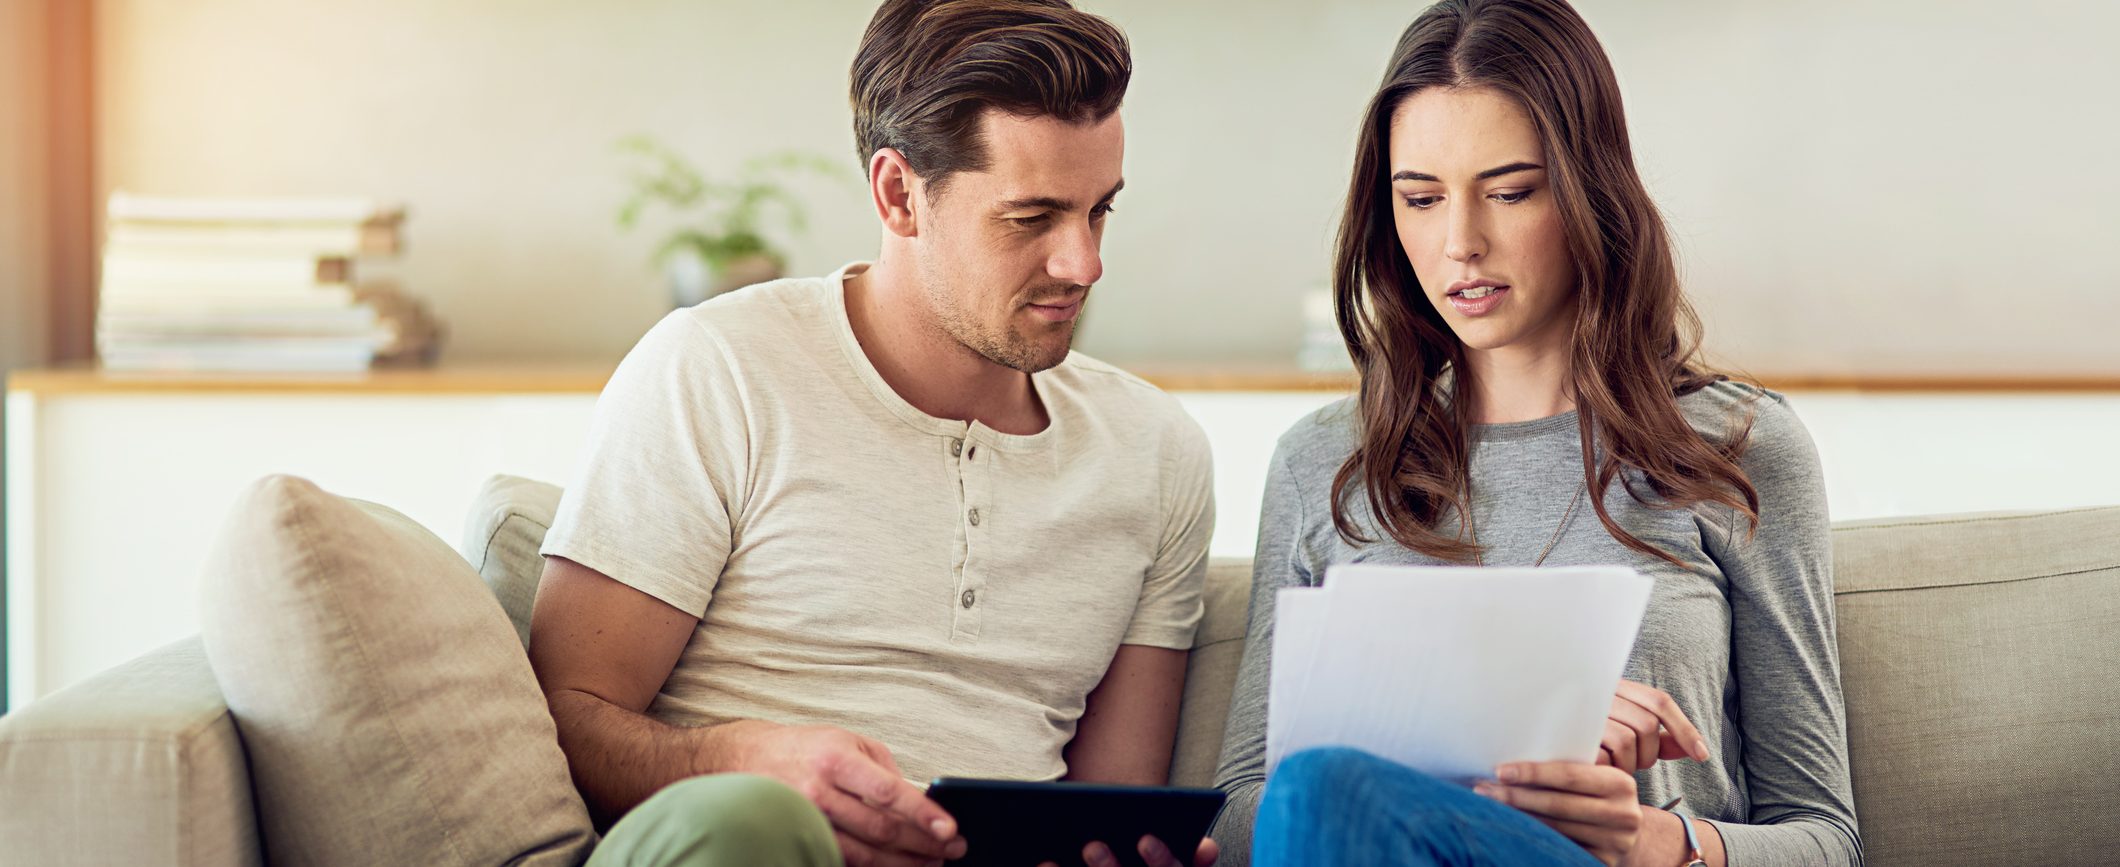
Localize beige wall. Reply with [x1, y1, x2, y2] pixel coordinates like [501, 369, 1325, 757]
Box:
[93, 0, 2120, 372]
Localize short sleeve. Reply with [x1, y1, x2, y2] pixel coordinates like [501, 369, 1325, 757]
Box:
[1120, 414, 1216, 649]
[540, 311, 750, 618]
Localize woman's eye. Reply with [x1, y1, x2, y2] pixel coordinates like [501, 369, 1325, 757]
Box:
[1491, 189, 1534, 204]
[1402, 195, 1441, 210]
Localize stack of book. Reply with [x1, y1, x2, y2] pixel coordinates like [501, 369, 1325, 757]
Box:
[96, 193, 408, 373]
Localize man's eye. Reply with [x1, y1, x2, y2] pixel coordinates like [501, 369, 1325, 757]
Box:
[1091, 203, 1116, 219]
[1492, 190, 1535, 204]
[1402, 195, 1441, 210]
[1011, 214, 1050, 228]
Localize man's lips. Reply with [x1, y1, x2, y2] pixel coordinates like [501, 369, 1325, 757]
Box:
[1027, 294, 1086, 322]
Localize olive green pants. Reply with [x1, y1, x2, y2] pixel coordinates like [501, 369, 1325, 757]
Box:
[587, 774, 840, 867]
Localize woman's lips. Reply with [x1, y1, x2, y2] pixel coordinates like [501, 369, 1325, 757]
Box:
[1446, 286, 1509, 316]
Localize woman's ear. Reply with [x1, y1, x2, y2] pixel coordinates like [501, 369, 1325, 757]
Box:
[868, 148, 920, 239]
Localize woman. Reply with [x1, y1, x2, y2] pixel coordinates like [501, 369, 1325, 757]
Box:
[1209, 1, 1860, 865]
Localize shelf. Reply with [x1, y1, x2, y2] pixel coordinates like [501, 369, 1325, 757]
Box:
[10, 363, 2120, 396]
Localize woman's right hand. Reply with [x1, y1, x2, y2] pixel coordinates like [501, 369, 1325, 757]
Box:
[1597, 680, 1710, 771]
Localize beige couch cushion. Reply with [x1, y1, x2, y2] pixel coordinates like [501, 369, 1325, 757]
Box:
[1170, 558, 1254, 787]
[0, 638, 261, 867]
[463, 475, 565, 646]
[1833, 507, 2120, 866]
[199, 475, 595, 867]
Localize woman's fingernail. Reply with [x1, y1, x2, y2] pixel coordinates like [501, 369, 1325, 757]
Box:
[930, 819, 952, 838]
[1497, 765, 1521, 783]
[1695, 738, 1712, 760]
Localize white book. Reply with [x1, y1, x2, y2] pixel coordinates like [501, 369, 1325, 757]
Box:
[108, 191, 403, 226]
[99, 352, 375, 374]
[106, 222, 400, 258]
[98, 336, 382, 373]
[102, 251, 349, 287]
[98, 307, 381, 339]
[99, 287, 360, 313]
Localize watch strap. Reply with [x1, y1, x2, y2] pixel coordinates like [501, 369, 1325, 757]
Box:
[1668, 803, 1707, 867]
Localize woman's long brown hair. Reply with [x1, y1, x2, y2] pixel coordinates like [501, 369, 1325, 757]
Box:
[1329, 0, 1759, 565]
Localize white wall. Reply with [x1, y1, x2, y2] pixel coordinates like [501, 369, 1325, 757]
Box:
[93, 0, 2120, 373]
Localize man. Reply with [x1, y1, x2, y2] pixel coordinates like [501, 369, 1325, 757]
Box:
[528, 2, 1218, 866]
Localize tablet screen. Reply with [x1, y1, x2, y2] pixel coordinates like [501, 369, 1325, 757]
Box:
[927, 778, 1226, 867]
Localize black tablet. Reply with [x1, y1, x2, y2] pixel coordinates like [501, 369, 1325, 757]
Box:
[926, 777, 1226, 867]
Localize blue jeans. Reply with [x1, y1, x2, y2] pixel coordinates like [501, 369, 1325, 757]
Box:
[1253, 747, 1605, 867]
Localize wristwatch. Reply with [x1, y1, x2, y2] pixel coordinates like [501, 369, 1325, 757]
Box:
[1668, 803, 1708, 867]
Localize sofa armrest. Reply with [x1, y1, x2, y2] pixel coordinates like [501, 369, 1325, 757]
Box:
[0, 637, 262, 867]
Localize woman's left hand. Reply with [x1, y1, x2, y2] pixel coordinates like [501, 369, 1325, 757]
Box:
[1475, 761, 1641, 867]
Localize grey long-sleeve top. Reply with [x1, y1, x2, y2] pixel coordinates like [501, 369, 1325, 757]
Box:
[1210, 382, 1861, 866]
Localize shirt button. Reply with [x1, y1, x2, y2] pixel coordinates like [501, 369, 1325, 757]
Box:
[961, 589, 977, 608]
[967, 508, 981, 526]
[950, 438, 964, 457]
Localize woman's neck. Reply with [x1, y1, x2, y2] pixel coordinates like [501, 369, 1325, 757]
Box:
[1461, 338, 1575, 425]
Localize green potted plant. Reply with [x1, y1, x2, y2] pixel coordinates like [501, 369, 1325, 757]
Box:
[616, 135, 846, 307]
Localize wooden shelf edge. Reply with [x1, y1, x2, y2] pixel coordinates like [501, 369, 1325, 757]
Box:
[9, 364, 2120, 396]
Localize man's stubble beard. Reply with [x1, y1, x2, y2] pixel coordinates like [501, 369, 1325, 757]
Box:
[920, 259, 1078, 375]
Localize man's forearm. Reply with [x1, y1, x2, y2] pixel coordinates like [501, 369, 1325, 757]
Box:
[546, 687, 747, 822]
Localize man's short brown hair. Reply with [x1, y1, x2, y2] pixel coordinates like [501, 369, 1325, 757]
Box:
[850, 0, 1131, 198]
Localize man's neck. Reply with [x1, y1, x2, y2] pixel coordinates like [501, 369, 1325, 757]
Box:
[844, 260, 1049, 435]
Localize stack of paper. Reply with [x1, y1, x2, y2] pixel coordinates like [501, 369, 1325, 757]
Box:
[1267, 564, 1653, 784]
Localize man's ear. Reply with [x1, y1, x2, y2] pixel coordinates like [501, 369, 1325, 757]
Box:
[868, 149, 921, 239]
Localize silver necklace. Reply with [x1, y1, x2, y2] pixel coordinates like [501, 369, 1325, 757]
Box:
[1465, 482, 1587, 567]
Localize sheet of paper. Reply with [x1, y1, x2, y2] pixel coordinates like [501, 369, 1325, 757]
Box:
[1265, 586, 1326, 769]
[1266, 564, 1652, 784]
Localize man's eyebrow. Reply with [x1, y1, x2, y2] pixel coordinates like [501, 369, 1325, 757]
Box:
[1389, 162, 1545, 183]
[998, 195, 1073, 212]
[996, 179, 1126, 213]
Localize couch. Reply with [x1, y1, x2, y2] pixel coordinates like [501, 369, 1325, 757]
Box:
[3, 476, 2116, 865]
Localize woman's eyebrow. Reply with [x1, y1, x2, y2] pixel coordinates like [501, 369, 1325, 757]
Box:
[1390, 161, 1545, 182]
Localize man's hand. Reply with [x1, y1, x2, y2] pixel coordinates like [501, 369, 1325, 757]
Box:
[1476, 762, 1641, 867]
[715, 720, 966, 867]
[1041, 834, 1218, 867]
[1597, 680, 1710, 772]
